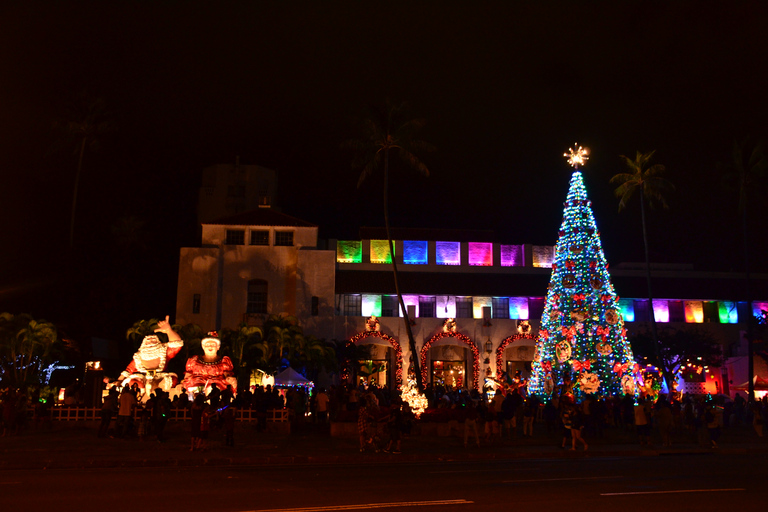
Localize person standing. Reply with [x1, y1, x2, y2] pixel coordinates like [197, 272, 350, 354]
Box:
[116, 385, 137, 438]
[463, 402, 481, 448]
[315, 388, 330, 424]
[97, 387, 118, 438]
[634, 397, 652, 446]
[153, 389, 171, 442]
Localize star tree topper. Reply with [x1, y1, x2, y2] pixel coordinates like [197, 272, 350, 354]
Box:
[564, 144, 589, 168]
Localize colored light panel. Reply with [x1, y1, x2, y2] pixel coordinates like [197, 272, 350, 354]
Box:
[468, 242, 493, 266]
[436, 241, 461, 265]
[652, 300, 670, 323]
[402, 295, 419, 317]
[336, 240, 362, 263]
[437, 296, 455, 318]
[510, 297, 529, 319]
[718, 301, 738, 324]
[685, 301, 704, 323]
[753, 301, 768, 319]
[370, 240, 393, 264]
[361, 294, 381, 317]
[473, 297, 491, 319]
[618, 298, 635, 322]
[532, 245, 554, 268]
[500, 244, 523, 267]
[403, 240, 428, 265]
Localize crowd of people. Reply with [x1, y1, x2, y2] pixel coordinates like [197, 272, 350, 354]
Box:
[3, 379, 768, 456]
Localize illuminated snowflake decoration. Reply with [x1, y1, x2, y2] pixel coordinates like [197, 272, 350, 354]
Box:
[564, 144, 589, 168]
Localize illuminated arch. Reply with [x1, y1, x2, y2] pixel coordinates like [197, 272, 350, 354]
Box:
[346, 331, 403, 388]
[420, 331, 480, 390]
[496, 333, 538, 378]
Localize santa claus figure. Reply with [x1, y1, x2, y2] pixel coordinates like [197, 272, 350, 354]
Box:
[181, 332, 237, 396]
[116, 315, 184, 394]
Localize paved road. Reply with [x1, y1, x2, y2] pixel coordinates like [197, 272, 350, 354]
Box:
[3, 452, 764, 512]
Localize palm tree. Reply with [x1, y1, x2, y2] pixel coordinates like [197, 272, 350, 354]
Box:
[54, 95, 114, 250]
[610, 150, 675, 388]
[222, 323, 264, 387]
[343, 100, 434, 391]
[722, 139, 767, 400]
[0, 313, 58, 385]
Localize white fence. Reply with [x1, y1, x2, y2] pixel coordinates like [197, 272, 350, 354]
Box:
[49, 406, 290, 422]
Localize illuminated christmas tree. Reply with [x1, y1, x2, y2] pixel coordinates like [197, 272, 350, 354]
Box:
[528, 145, 639, 402]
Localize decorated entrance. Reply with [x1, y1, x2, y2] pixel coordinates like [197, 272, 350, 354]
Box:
[346, 330, 403, 389]
[496, 333, 537, 385]
[421, 330, 480, 390]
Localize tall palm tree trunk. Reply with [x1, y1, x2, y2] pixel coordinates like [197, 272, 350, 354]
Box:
[383, 150, 423, 391]
[69, 135, 87, 250]
[742, 203, 754, 401]
[639, 190, 668, 388]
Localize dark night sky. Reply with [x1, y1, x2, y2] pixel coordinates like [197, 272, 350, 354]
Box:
[1, 1, 767, 341]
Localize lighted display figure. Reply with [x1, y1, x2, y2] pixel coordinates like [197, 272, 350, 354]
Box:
[527, 146, 639, 402]
[115, 316, 184, 394]
[181, 332, 237, 396]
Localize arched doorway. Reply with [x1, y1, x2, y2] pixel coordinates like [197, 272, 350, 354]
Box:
[496, 334, 537, 383]
[420, 332, 480, 390]
[346, 331, 403, 389]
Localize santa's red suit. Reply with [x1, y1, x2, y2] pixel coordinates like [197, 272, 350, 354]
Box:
[119, 336, 184, 393]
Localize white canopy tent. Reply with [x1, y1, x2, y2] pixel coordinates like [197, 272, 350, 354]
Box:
[273, 367, 313, 387]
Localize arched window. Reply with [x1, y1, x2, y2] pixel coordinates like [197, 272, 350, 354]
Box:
[247, 279, 268, 314]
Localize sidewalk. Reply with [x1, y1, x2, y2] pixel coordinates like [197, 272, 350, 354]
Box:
[1, 420, 766, 470]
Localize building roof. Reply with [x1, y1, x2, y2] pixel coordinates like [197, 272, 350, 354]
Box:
[358, 227, 501, 243]
[203, 207, 317, 228]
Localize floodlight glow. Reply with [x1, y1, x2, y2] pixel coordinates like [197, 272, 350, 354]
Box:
[336, 240, 362, 263]
[370, 240, 393, 264]
[362, 294, 381, 317]
[510, 297, 529, 319]
[500, 244, 523, 267]
[403, 240, 428, 264]
[718, 301, 738, 324]
[532, 245, 554, 268]
[436, 241, 461, 265]
[618, 299, 635, 322]
[685, 301, 704, 323]
[468, 242, 493, 266]
[473, 297, 491, 319]
[652, 300, 669, 323]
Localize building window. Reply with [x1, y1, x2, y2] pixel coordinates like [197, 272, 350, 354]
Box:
[492, 297, 510, 319]
[226, 229, 245, 245]
[247, 279, 268, 314]
[192, 294, 201, 314]
[250, 230, 269, 246]
[311, 296, 319, 316]
[419, 296, 436, 318]
[382, 295, 399, 317]
[275, 231, 294, 246]
[343, 294, 362, 316]
[456, 297, 473, 319]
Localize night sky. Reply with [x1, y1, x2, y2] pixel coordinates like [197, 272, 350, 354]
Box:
[2, 2, 767, 342]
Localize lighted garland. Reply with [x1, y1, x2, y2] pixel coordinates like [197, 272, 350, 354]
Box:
[420, 331, 480, 390]
[346, 331, 403, 389]
[496, 334, 537, 379]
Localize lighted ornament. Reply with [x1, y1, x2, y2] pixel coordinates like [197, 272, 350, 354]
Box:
[579, 372, 600, 394]
[605, 309, 619, 325]
[564, 144, 590, 168]
[621, 374, 636, 395]
[400, 377, 427, 418]
[556, 340, 572, 362]
[595, 340, 613, 355]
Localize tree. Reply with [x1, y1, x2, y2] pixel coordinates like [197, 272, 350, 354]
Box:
[629, 326, 723, 389]
[528, 155, 637, 401]
[721, 139, 767, 401]
[610, 150, 675, 388]
[0, 313, 58, 386]
[53, 94, 114, 251]
[343, 100, 434, 391]
[221, 323, 264, 387]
